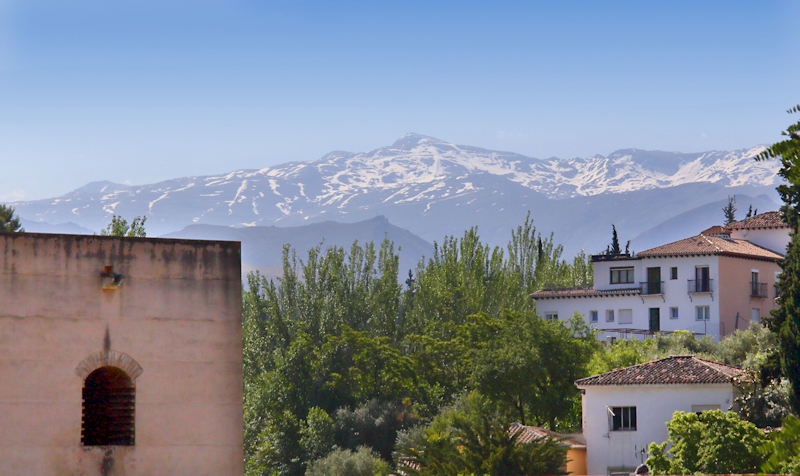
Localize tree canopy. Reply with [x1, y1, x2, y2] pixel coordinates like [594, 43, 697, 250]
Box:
[100, 215, 147, 237]
[242, 215, 595, 475]
[756, 104, 800, 414]
[0, 204, 23, 232]
[646, 410, 767, 475]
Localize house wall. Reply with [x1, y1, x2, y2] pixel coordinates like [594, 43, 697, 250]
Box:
[729, 227, 789, 255]
[717, 255, 781, 335]
[592, 258, 642, 290]
[566, 447, 587, 475]
[0, 233, 243, 476]
[580, 383, 736, 476]
[536, 255, 723, 339]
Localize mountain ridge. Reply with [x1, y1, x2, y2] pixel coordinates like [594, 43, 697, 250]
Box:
[10, 134, 781, 257]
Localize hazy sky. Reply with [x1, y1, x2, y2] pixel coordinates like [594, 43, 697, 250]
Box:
[1, 0, 798, 202]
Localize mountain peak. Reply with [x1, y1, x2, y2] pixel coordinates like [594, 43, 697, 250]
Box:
[390, 133, 445, 151]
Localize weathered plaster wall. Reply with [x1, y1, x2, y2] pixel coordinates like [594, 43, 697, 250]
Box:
[0, 233, 243, 476]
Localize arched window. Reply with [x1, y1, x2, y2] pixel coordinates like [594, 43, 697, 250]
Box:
[82, 366, 135, 446]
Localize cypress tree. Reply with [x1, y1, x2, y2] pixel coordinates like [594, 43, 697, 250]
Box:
[758, 104, 800, 413]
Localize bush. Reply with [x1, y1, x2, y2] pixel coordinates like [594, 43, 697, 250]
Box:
[305, 446, 390, 476]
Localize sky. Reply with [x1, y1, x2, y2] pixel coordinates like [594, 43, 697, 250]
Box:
[1, 0, 798, 202]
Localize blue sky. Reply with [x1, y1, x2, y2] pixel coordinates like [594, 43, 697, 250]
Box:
[1, 0, 798, 202]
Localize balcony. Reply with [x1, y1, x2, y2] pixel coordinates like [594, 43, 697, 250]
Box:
[640, 281, 664, 295]
[688, 279, 713, 293]
[750, 282, 768, 298]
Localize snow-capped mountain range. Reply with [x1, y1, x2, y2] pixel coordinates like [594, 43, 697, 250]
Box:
[13, 133, 782, 259]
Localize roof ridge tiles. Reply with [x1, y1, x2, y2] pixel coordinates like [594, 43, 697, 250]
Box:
[575, 355, 742, 387]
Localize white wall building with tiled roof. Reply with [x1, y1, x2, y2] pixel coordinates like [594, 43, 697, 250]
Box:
[575, 356, 743, 476]
[531, 212, 786, 340]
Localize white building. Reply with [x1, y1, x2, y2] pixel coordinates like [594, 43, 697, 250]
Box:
[575, 355, 743, 476]
[531, 212, 788, 339]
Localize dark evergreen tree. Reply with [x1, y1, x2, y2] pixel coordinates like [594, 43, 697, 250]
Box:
[609, 225, 621, 255]
[757, 104, 800, 414]
[723, 196, 737, 225]
[0, 204, 23, 232]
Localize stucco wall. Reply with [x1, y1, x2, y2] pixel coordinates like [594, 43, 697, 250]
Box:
[729, 227, 789, 255]
[717, 255, 781, 335]
[580, 384, 736, 476]
[566, 447, 587, 475]
[0, 233, 243, 476]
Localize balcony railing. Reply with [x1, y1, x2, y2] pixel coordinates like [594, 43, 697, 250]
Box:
[688, 279, 713, 293]
[640, 281, 664, 295]
[750, 282, 767, 298]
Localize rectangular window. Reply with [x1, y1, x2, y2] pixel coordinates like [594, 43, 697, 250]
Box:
[618, 309, 633, 325]
[696, 306, 710, 321]
[670, 267, 678, 280]
[670, 307, 679, 319]
[544, 312, 558, 321]
[606, 310, 615, 322]
[610, 267, 634, 284]
[590, 310, 598, 322]
[610, 406, 637, 431]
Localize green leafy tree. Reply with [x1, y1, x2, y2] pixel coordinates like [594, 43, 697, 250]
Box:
[756, 104, 800, 184]
[305, 446, 391, 476]
[394, 392, 567, 476]
[300, 407, 336, 463]
[756, 104, 800, 414]
[333, 399, 415, 463]
[242, 217, 601, 473]
[722, 195, 737, 225]
[587, 338, 648, 375]
[646, 410, 768, 475]
[732, 369, 791, 428]
[0, 204, 23, 232]
[100, 215, 147, 237]
[470, 311, 597, 430]
[761, 415, 800, 475]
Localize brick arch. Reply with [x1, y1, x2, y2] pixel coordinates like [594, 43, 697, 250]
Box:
[75, 351, 143, 385]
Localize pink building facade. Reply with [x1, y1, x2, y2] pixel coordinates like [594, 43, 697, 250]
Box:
[0, 233, 243, 475]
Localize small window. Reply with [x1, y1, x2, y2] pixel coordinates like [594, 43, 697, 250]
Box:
[696, 306, 710, 321]
[670, 267, 678, 280]
[610, 406, 637, 431]
[606, 310, 615, 322]
[82, 366, 135, 446]
[618, 309, 633, 325]
[670, 307, 679, 319]
[610, 267, 634, 284]
[544, 311, 558, 321]
[590, 310, 599, 322]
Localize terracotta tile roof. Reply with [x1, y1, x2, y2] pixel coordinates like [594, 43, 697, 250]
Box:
[729, 211, 788, 230]
[575, 355, 743, 387]
[530, 287, 641, 299]
[699, 225, 730, 236]
[636, 234, 783, 261]
[509, 423, 586, 449]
